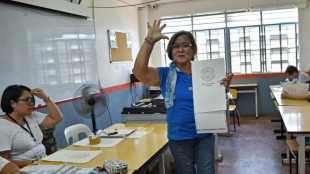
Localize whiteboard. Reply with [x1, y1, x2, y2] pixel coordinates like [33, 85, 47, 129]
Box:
[0, 2, 99, 109]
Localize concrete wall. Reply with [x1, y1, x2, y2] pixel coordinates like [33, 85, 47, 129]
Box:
[8, 0, 309, 147]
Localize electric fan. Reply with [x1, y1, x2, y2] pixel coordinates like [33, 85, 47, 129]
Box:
[72, 84, 108, 135]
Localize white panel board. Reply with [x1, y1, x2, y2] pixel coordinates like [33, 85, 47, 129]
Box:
[0, 2, 98, 110]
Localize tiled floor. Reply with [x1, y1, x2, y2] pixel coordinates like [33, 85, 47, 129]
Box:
[149, 115, 310, 174]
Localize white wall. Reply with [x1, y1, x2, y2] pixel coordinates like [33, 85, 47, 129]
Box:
[93, 0, 140, 88]
[299, 0, 310, 71]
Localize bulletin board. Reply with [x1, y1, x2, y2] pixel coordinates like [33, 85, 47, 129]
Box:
[108, 30, 132, 62]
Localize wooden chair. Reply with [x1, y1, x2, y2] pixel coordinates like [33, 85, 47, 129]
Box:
[229, 89, 240, 131]
[287, 139, 310, 174]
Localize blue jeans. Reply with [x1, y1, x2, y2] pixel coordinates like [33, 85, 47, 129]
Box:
[169, 134, 215, 174]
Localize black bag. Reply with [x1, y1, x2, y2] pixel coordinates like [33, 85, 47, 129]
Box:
[41, 126, 57, 155]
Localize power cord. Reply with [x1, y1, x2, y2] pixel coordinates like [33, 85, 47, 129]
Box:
[227, 91, 241, 119]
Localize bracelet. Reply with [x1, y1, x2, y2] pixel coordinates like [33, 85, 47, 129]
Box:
[43, 96, 51, 104]
[145, 38, 155, 46]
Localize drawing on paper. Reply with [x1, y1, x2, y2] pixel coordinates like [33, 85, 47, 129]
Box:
[71, 152, 90, 159]
[201, 67, 215, 81]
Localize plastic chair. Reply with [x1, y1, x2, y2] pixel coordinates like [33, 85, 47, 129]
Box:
[229, 89, 240, 131]
[64, 123, 91, 146]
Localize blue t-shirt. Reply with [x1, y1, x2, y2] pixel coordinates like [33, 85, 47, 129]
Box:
[157, 67, 209, 140]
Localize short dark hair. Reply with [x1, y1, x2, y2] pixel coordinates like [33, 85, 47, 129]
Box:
[166, 31, 197, 61]
[1, 85, 32, 113]
[285, 65, 299, 75]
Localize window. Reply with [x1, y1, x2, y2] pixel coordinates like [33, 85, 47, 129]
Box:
[160, 8, 298, 74]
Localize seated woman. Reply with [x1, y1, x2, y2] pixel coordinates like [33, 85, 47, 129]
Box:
[0, 157, 28, 174]
[281, 91, 310, 100]
[0, 85, 63, 168]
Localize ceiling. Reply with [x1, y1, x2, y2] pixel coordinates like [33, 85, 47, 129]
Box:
[117, 0, 200, 7]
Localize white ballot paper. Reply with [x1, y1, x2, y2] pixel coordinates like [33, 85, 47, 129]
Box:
[192, 59, 226, 112]
[195, 111, 227, 133]
[73, 138, 124, 147]
[192, 59, 228, 134]
[282, 83, 309, 95]
[42, 150, 102, 163]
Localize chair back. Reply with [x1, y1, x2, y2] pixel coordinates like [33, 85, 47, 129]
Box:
[64, 123, 91, 146]
[230, 89, 238, 100]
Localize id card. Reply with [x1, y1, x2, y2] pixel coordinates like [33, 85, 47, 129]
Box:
[35, 143, 47, 160]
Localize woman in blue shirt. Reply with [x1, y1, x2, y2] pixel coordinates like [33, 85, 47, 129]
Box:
[133, 19, 231, 174]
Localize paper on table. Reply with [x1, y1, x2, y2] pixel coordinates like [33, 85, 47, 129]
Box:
[126, 131, 148, 138]
[21, 165, 94, 174]
[73, 138, 124, 147]
[99, 129, 136, 138]
[192, 59, 226, 113]
[195, 111, 227, 133]
[42, 150, 102, 163]
[282, 83, 309, 95]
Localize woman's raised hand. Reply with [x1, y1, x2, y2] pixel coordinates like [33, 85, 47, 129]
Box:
[146, 19, 169, 43]
[31, 88, 48, 100]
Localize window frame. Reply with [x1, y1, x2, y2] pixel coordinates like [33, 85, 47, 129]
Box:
[160, 8, 299, 74]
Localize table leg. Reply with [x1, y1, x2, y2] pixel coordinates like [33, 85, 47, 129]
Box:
[255, 87, 258, 118]
[297, 135, 306, 174]
[215, 134, 223, 161]
[158, 154, 165, 174]
[282, 131, 293, 164]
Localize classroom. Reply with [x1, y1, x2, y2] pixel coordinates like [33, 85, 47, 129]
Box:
[0, 0, 310, 173]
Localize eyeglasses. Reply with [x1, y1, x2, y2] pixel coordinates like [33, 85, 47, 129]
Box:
[171, 43, 192, 50]
[18, 98, 35, 106]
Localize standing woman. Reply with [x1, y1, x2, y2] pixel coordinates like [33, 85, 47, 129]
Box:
[133, 20, 231, 174]
[0, 85, 63, 168]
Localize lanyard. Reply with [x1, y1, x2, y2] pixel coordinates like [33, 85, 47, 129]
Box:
[6, 113, 36, 142]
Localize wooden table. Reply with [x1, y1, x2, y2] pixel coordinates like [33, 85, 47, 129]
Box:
[230, 83, 258, 118]
[278, 106, 310, 174]
[270, 85, 310, 165]
[35, 123, 168, 174]
[269, 85, 310, 106]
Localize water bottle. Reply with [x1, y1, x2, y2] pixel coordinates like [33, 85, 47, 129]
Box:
[285, 77, 290, 83]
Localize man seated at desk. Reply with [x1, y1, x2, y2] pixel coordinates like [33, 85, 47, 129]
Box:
[285, 65, 309, 83]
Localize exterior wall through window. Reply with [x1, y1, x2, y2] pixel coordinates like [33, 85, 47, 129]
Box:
[160, 8, 299, 74]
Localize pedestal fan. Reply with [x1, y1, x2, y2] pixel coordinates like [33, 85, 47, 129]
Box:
[72, 84, 108, 134]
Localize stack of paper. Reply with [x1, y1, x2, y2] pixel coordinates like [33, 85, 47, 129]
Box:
[281, 83, 309, 95]
[73, 138, 124, 147]
[22, 165, 94, 174]
[192, 59, 228, 133]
